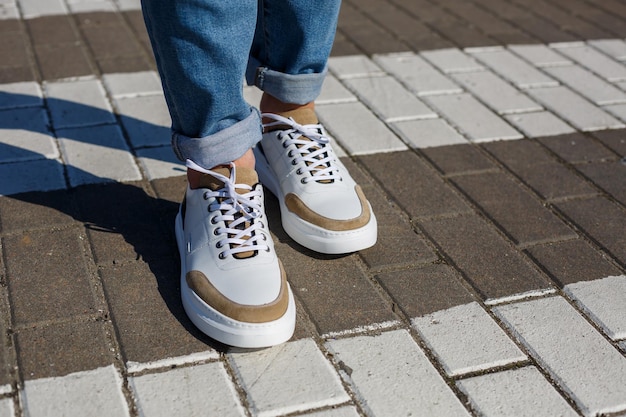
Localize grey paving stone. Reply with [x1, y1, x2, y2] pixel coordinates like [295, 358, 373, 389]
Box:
[275, 243, 395, 336]
[358, 151, 472, 219]
[0, 398, 13, 417]
[504, 111, 576, 138]
[467, 49, 558, 88]
[588, 39, 626, 61]
[565, 275, 626, 340]
[34, 42, 94, 81]
[327, 55, 385, 80]
[0, 159, 66, 196]
[457, 367, 578, 417]
[0, 81, 42, 109]
[544, 65, 626, 105]
[413, 302, 526, 377]
[508, 44, 573, 67]
[420, 48, 484, 73]
[526, 239, 623, 287]
[136, 145, 186, 181]
[19, 0, 67, 18]
[375, 264, 476, 318]
[102, 71, 162, 98]
[316, 101, 406, 155]
[4, 228, 96, 326]
[451, 71, 542, 115]
[0, 311, 12, 390]
[46, 80, 115, 129]
[555, 44, 626, 82]
[0, 188, 77, 233]
[494, 296, 626, 417]
[114, 94, 171, 148]
[537, 132, 617, 164]
[229, 339, 349, 417]
[556, 196, 626, 266]
[392, 118, 468, 149]
[590, 129, 626, 156]
[21, 366, 129, 417]
[130, 362, 245, 417]
[15, 320, 112, 380]
[419, 213, 551, 302]
[327, 330, 470, 417]
[99, 259, 220, 362]
[343, 75, 436, 122]
[421, 143, 496, 176]
[605, 103, 626, 124]
[425, 93, 522, 142]
[0, 107, 57, 163]
[57, 124, 142, 187]
[317, 73, 356, 105]
[451, 172, 577, 246]
[482, 139, 598, 201]
[527, 86, 624, 131]
[374, 53, 462, 96]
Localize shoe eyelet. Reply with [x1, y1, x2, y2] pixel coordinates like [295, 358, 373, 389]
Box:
[216, 241, 223, 248]
[291, 159, 297, 166]
[301, 178, 307, 184]
[296, 168, 302, 175]
[218, 252, 226, 260]
[210, 216, 218, 224]
[213, 228, 220, 236]
[203, 191, 209, 200]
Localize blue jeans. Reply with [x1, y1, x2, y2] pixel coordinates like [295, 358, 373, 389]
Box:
[141, 0, 341, 170]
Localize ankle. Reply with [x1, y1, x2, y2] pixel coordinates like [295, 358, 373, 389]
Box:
[260, 93, 314, 119]
[187, 148, 256, 188]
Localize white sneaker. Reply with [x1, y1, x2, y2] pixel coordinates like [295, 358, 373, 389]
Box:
[175, 160, 295, 348]
[254, 109, 377, 254]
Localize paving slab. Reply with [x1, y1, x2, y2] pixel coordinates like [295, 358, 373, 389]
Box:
[130, 362, 245, 417]
[229, 339, 349, 417]
[0, 107, 57, 163]
[554, 44, 626, 82]
[544, 64, 626, 105]
[327, 330, 470, 417]
[457, 366, 578, 417]
[412, 302, 526, 376]
[45, 79, 115, 129]
[391, 117, 468, 149]
[494, 296, 626, 417]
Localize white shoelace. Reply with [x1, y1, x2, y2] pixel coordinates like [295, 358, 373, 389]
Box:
[187, 160, 269, 259]
[262, 113, 342, 184]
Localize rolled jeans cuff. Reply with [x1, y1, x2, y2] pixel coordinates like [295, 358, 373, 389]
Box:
[171, 109, 262, 170]
[246, 61, 327, 105]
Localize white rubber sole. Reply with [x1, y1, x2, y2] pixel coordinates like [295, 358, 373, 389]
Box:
[254, 147, 378, 254]
[175, 212, 296, 348]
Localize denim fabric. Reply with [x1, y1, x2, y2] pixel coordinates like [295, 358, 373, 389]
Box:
[141, 0, 341, 169]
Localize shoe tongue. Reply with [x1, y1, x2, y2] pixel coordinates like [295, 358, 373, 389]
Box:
[195, 166, 258, 193]
[264, 108, 319, 132]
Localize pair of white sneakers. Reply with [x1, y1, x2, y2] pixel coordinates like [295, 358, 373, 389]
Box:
[175, 109, 377, 348]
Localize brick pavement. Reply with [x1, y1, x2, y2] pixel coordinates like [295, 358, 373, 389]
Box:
[0, 0, 626, 416]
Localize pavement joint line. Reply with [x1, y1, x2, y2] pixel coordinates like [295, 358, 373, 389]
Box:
[125, 350, 220, 375]
[320, 320, 402, 340]
[483, 288, 559, 306]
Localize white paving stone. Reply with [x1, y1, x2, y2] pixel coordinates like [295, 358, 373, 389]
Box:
[451, 70, 542, 114]
[0, 159, 65, 195]
[605, 103, 626, 123]
[412, 302, 526, 377]
[618, 81, 626, 91]
[0, 4, 19, 19]
[317, 74, 356, 104]
[526, 86, 625, 131]
[243, 85, 262, 107]
[554, 45, 626, 82]
[343, 76, 436, 122]
[327, 330, 470, 417]
[46, 80, 115, 129]
[468, 49, 558, 89]
[67, 0, 115, 13]
[316, 102, 407, 155]
[0, 398, 13, 417]
[425, 93, 523, 141]
[103, 71, 162, 98]
[564, 275, 626, 341]
[136, 145, 186, 180]
[300, 406, 360, 417]
[115, 95, 171, 148]
[494, 296, 626, 417]
[18, 0, 67, 17]
[0, 107, 58, 162]
[57, 124, 141, 186]
[328, 55, 385, 79]
[505, 111, 576, 138]
[457, 366, 578, 417]
[374, 53, 462, 96]
[114, 0, 140, 11]
[21, 365, 129, 417]
[544, 65, 626, 105]
[229, 338, 349, 417]
[392, 118, 468, 148]
[508, 44, 573, 67]
[131, 362, 245, 417]
[588, 39, 626, 61]
[0, 82, 43, 109]
[420, 48, 484, 73]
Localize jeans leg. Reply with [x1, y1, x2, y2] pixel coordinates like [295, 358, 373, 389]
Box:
[246, 0, 341, 104]
[141, 0, 262, 169]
